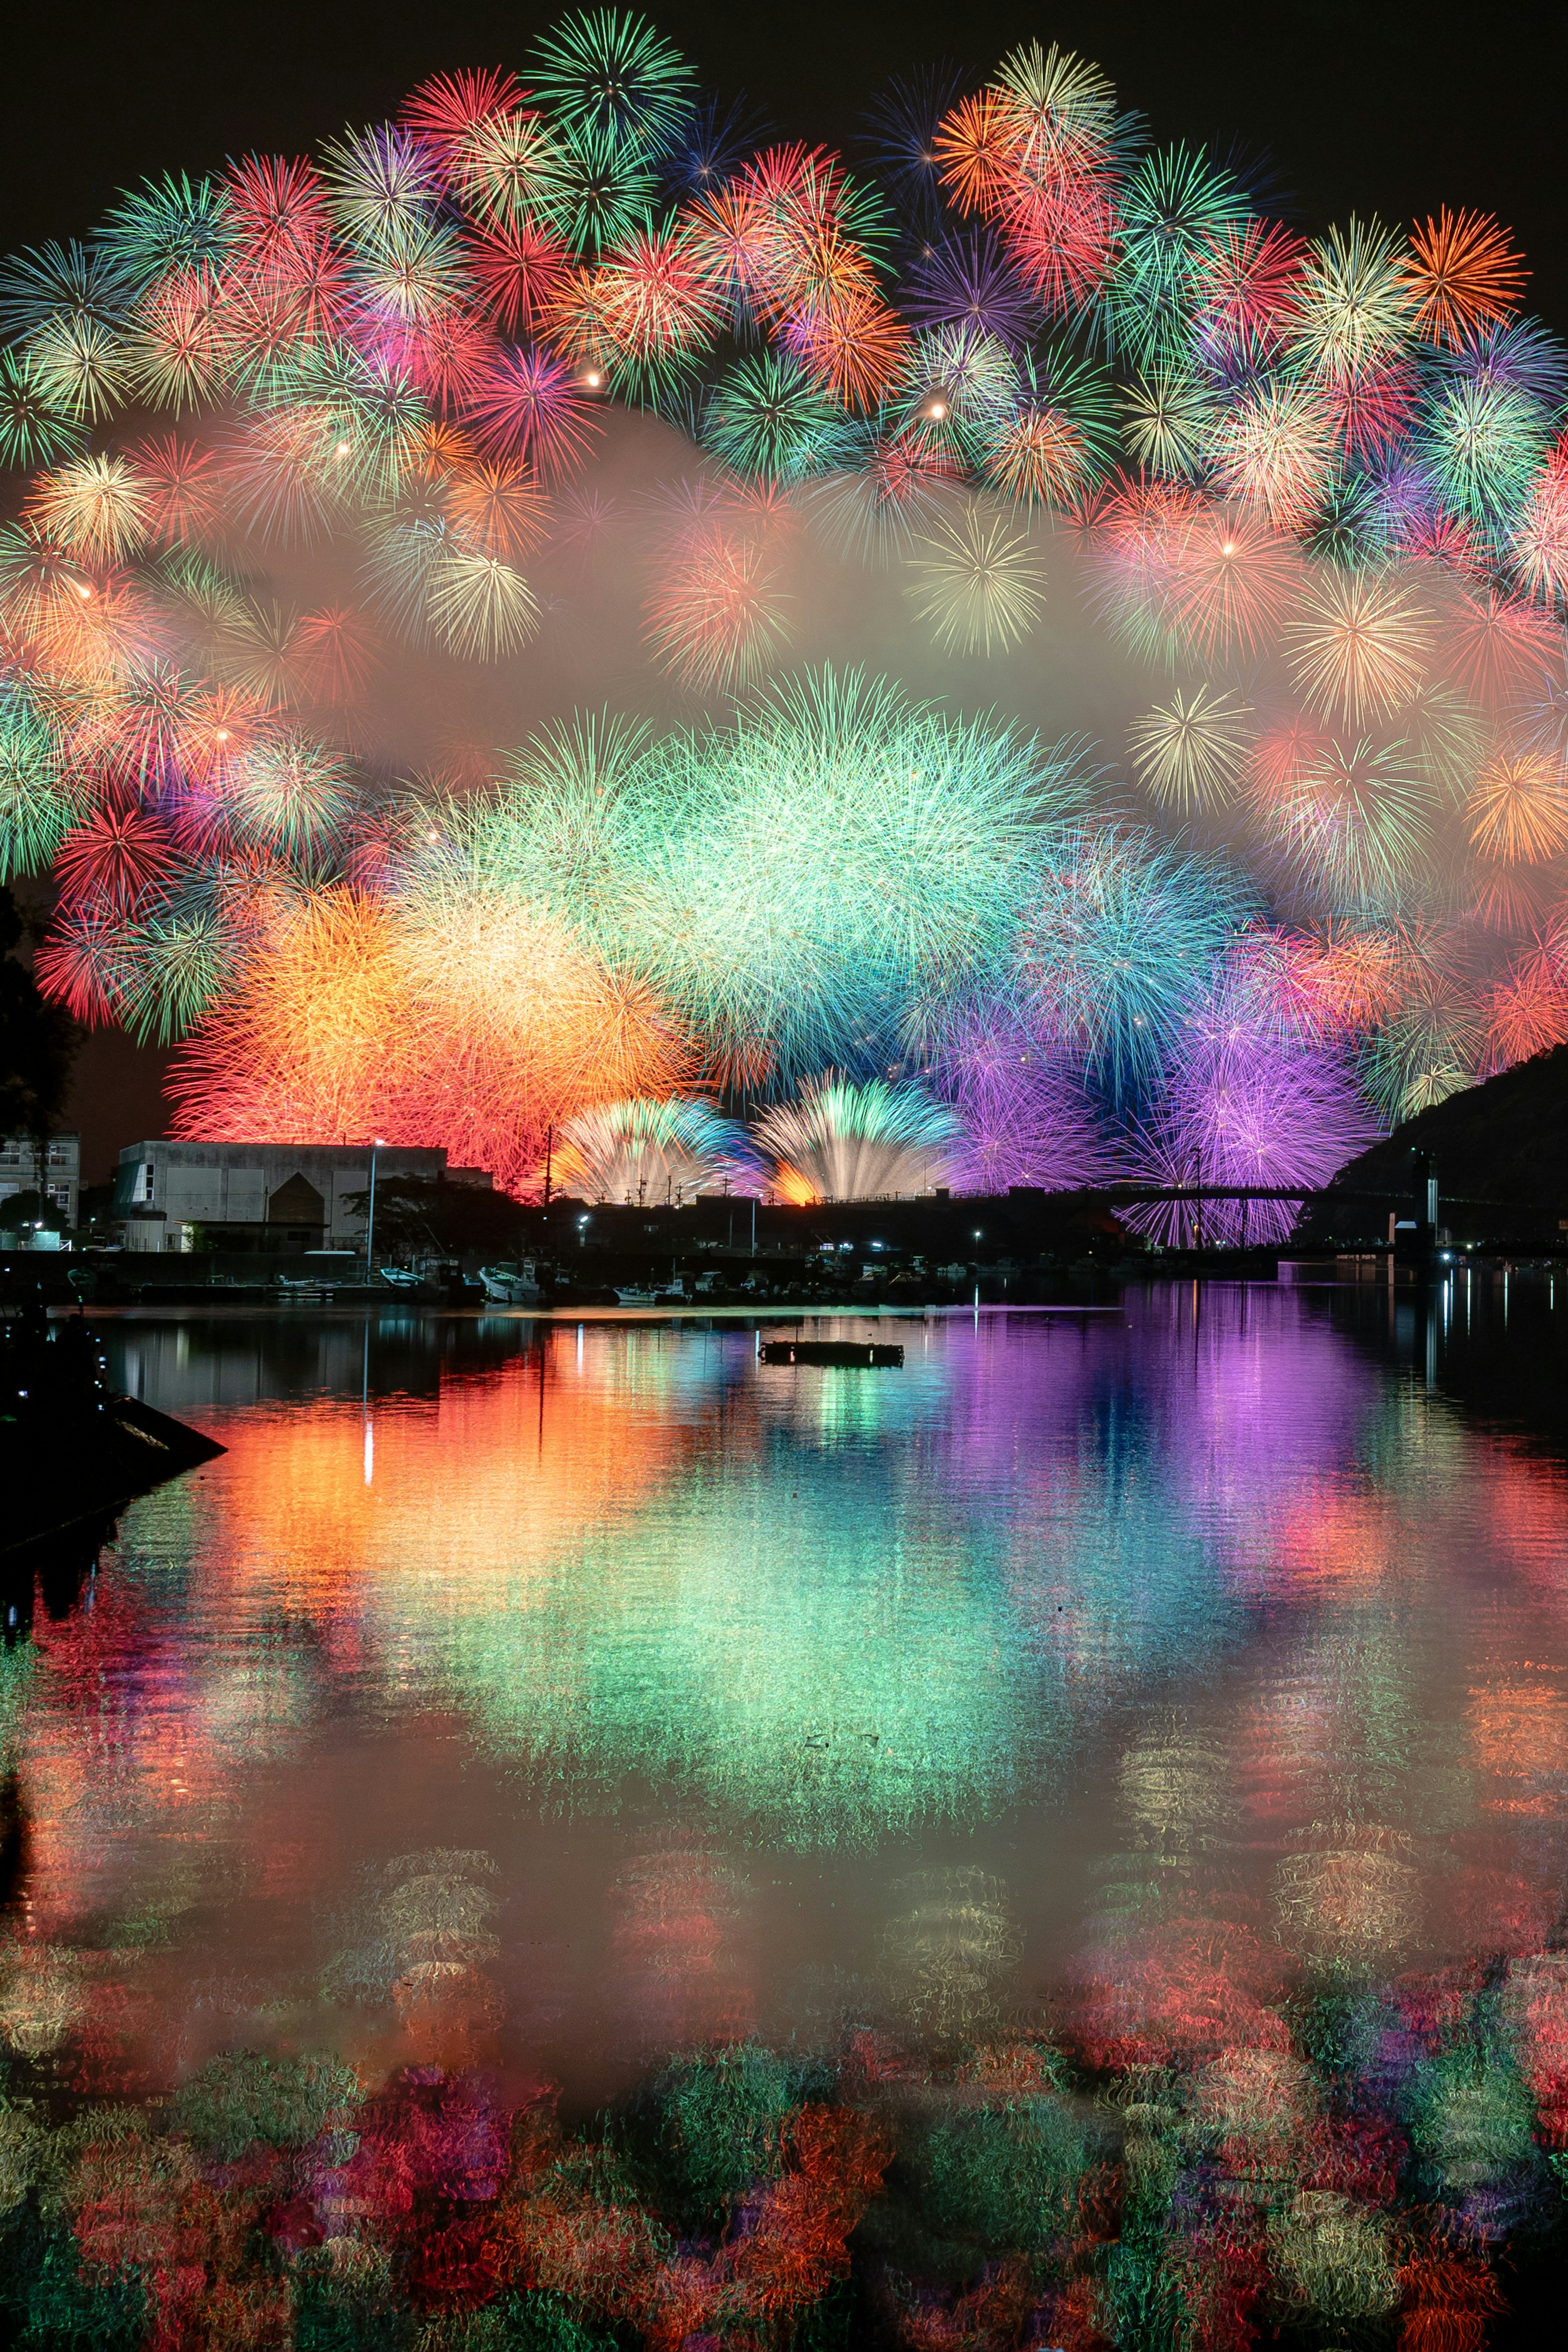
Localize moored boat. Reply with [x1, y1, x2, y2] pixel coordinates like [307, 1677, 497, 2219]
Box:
[479, 1261, 541, 1304]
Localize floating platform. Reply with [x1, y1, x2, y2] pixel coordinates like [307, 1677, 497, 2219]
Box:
[760, 1340, 905, 1368]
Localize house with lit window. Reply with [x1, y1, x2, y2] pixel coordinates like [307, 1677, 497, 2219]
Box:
[0, 1133, 80, 1227]
[111, 1140, 449, 1253]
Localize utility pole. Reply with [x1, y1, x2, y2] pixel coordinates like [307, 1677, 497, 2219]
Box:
[1194, 1139, 1204, 1255]
[542, 1125, 554, 1207]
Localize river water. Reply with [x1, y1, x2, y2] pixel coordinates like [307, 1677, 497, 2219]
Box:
[2, 1277, 1566, 2338]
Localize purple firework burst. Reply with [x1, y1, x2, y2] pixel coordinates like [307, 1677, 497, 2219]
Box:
[931, 1010, 1124, 1191]
[1126, 989, 1384, 1247]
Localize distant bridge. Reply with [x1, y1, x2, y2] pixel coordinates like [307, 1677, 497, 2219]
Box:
[1010, 1185, 1503, 1209]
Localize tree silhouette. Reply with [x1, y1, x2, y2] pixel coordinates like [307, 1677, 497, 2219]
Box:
[0, 886, 80, 1159]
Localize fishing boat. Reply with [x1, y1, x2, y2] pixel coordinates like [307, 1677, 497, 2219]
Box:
[479, 1261, 541, 1304]
[275, 1275, 334, 1301]
[612, 1286, 656, 1306]
[376, 1266, 421, 1291]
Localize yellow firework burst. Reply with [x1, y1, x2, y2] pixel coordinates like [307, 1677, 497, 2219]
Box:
[906, 503, 1046, 655]
[1127, 684, 1254, 813]
[1286, 567, 1431, 725]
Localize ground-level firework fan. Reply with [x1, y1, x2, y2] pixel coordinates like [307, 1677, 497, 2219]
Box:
[3, 10, 1568, 1191]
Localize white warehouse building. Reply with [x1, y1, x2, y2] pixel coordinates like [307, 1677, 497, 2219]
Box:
[112, 1140, 450, 1253]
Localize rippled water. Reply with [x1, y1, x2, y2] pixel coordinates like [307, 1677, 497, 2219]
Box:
[6, 1279, 1564, 2106]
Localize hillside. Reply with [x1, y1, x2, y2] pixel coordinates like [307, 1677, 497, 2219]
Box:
[1301, 1043, 1568, 1247]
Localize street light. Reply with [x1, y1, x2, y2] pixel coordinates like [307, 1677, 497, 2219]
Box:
[365, 1137, 386, 1276]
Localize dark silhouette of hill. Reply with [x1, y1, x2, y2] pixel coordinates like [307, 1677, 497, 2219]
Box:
[1300, 1043, 1568, 1248]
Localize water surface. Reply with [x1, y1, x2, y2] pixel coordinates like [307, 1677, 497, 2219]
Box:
[8, 1279, 1566, 2111]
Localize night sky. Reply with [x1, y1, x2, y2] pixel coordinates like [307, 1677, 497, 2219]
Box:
[3, 0, 1562, 1178]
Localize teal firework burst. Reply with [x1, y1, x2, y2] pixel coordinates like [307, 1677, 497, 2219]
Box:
[0, 350, 87, 469]
[703, 351, 863, 483]
[393, 713, 651, 999]
[94, 174, 238, 290]
[534, 123, 659, 255]
[1417, 375, 1556, 529]
[616, 667, 1086, 1083]
[1099, 145, 1250, 367]
[530, 9, 696, 163]
[0, 689, 83, 881]
[1013, 824, 1256, 1104]
[114, 897, 243, 1044]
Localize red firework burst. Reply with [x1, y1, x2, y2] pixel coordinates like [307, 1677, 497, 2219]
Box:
[464, 217, 573, 333]
[127, 436, 225, 548]
[292, 606, 382, 704]
[398, 67, 527, 177]
[1190, 220, 1308, 366]
[466, 343, 604, 477]
[53, 803, 181, 911]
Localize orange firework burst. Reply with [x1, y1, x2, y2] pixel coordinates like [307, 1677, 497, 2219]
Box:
[392, 886, 697, 1188]
[1484, 947, 1568, 1068]
[1465, 746, 1568, 863]
[932, 89, 1031, 222]
[169, 881, 696, 1191]
[444, 456, 553, 561]
[168, 887, 407, 1141]
[782, 284, 910, 412]
[981, 404, 1095, 509]
[1287, 922, 1405, 1034]
[1406, 207, 1528, 346]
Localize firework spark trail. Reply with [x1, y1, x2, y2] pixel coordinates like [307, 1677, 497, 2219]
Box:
[753, 1074, 962, 1202]
[554, 1094, 756, 1200]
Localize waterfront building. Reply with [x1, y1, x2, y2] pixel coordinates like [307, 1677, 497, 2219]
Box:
[0, 1133, 80, 1228]
[111, 1139, 449, 1254]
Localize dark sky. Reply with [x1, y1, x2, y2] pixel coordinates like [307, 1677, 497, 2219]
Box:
[4, 0, 1562, 1176]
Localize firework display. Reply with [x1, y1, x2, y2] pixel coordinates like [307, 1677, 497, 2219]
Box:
[3, 13, 1568, 1187]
